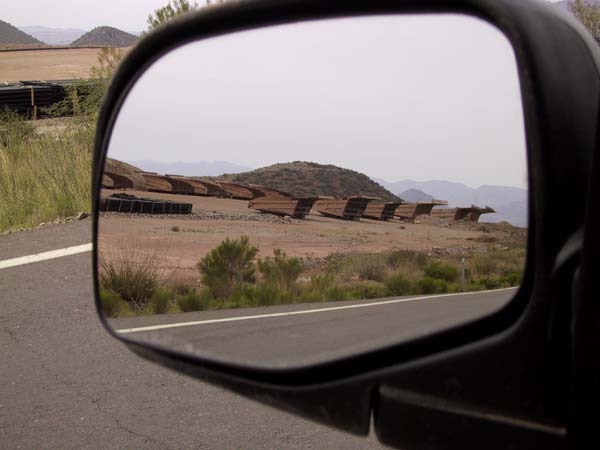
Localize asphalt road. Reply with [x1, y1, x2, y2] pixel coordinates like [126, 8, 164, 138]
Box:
[0, 220, 515, 449]
[1, 220, 393, 450]
[110, 289, 513, 368]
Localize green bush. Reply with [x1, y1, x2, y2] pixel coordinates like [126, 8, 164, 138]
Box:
[197, 235, 258, 299]
[384, 274, 413, 296]
[500, 270, 522, 286]
[424, 261, 459, 282]
[176, 288, 211, 312]
[325, 285, 350, 301]
[150, 287, 173, 314]
[247, 284, 287, 306]
[99, 288, 123, 318]
[257, 249, 303, 292]
[417, 277, 449, 294]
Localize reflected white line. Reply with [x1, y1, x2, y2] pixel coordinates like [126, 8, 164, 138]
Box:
[115, 287, 516, 334]
[0, 243, 93, 269]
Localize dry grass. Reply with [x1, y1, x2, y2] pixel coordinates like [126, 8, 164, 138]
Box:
[0, 113, 92, 232]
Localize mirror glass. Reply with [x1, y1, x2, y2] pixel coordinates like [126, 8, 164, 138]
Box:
[98, 14, 528, 368]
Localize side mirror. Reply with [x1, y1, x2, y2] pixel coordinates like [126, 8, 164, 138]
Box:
[92, 1, 600, 448]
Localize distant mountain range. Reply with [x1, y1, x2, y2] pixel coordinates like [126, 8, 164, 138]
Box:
[19, 26, 88, 45]
[125, 160, 252, 177]
[377, 179, 528, 227]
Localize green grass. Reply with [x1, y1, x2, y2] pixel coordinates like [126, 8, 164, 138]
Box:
[0, 111, 92, 232]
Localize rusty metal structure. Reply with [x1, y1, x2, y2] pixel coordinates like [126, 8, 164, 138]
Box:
[315, 196, 376, 220]
[431, 205, 496, 222]
[248, 197, 317, 219]
[140, 174, 199, 195]
[248, 184, 292, 198]
[395, 200, 448, 220]
[213, 180, 255, 200]
[100, 193, 192, 214]
[469, 206, 495, 222]
[362, 201, 402, 221]
[102, 171, 134, 190]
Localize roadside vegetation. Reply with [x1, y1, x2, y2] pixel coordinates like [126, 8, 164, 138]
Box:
[0, 110, 92, 231]
[99, 235, 525, 318]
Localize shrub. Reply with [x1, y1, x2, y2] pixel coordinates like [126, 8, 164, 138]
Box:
[417, 277, 449, 294]
[500, 270, 522, 286]
[150, 287, 173, 314]
[384, 274, 413, 296]
[197, 235, 258, 299]
[356, 255, 388, 282]
[257, 249, 303, 292]
[247, 284, 287, 306]
[424, 261, 459, 282]
[325, 285, 350, 301]
[387, 249, 428, 271]
[176, 288, 211, 312]
[99, 288, 123, 318]
[99, 245, 162, 310]
[171, 226, 180, 232]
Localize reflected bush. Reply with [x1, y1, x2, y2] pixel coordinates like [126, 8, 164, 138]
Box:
[99, 288, 123, 318]
[197, 235, 258, 299]
[176, 288, 212, 312]
[384, 274, 413, 296]
[424, 261, 459, 283]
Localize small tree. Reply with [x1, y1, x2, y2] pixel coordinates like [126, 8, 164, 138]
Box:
[147, 0, 199, 31]
[197, 235, 258, 299]
[568, 0, 600, 40]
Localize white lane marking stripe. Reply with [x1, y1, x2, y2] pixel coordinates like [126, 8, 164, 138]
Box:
[0, 243, 93, 269]
[116, 287, 516, 334]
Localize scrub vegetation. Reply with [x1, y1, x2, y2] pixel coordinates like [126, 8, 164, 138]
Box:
[0, 110, 92, 232]
[98, 235, 525, 318]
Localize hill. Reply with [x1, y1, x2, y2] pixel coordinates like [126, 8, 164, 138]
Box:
[105, 158, 142, 175]
[20, 26, 87, 45]
[125, 160, 252, 177]
[399, 188, 434, 203]
[0, 20, 43, 45]
[71, 26, 136, 47]
[222, 162, 401, 201]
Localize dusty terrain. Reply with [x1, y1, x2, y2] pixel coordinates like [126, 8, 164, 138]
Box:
[98, 189, 522, 282]
[0, 48, 100, 82]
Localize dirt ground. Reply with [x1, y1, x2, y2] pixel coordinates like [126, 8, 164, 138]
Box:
[0, 48, 102, 82]
[98, 189, 517, 283]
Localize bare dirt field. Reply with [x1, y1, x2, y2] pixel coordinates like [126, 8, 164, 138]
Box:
[0, 48, 101, 82]
[98, 189, 516, 282]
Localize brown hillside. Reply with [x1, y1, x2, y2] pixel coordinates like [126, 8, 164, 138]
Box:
[71, 26, 136, 47]
[221, 162, 401, 201]
[0, 20, 43, 45]
[105, 158, 142, 174]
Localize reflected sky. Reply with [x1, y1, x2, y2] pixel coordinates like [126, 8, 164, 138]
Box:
[108, 14, 527, 188]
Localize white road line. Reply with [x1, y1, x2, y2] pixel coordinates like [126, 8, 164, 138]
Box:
[0, 243, 93, 269]
[116, 287, 516, 334]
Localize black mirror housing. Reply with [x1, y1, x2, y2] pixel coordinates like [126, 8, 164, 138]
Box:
[92, 1, 600, 448]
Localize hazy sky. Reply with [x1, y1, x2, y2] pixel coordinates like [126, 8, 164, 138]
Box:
[6, 0, 563, 33]
[108, 14, 528, 188]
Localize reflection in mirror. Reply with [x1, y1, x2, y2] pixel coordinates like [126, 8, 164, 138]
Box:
[98, 14, 528, 368]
